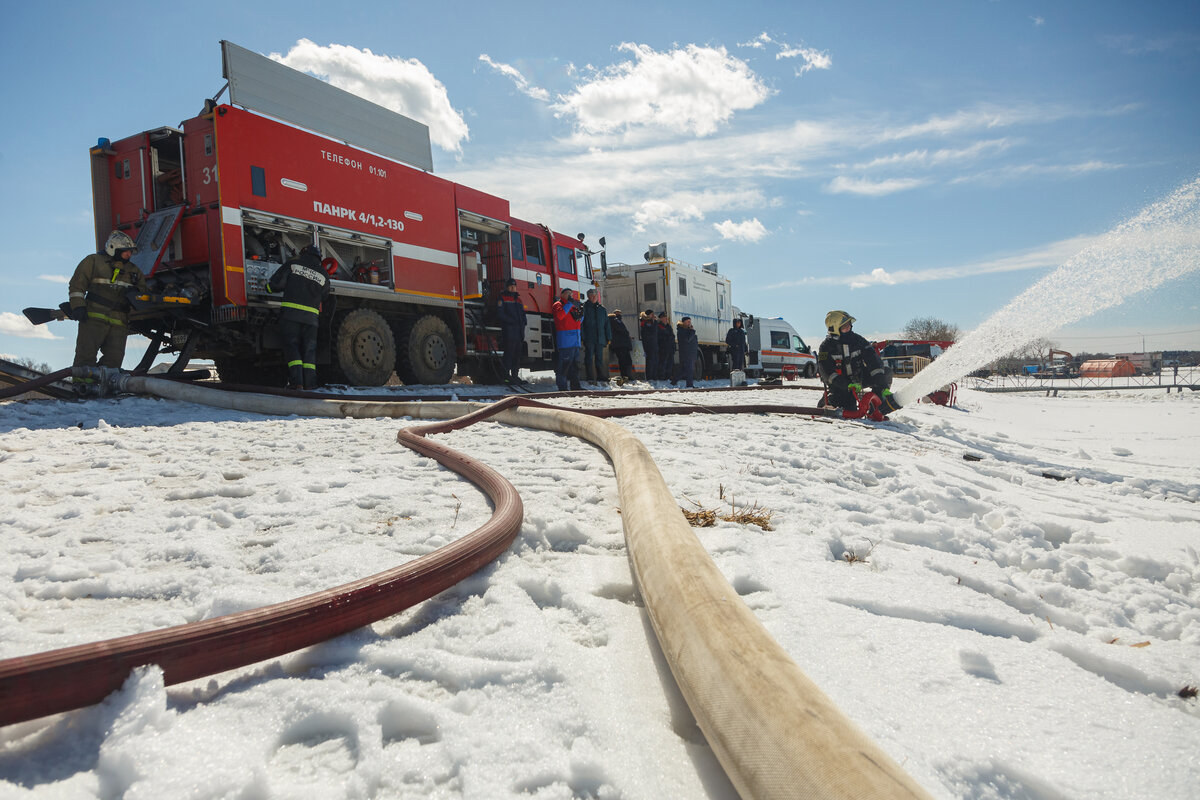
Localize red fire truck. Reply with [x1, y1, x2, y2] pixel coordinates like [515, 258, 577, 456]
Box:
[95, 42, 596, 386]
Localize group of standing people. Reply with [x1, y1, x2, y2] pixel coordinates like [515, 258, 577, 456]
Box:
[637, 310, 699, 387]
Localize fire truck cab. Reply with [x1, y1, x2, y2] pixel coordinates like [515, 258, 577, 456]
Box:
[92, 41, 595, 386]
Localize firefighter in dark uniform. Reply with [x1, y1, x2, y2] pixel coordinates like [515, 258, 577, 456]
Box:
[817, 310, 901, 415]
[639, 310, 659, 380]
[267, 244, 331, 390]
[68, 230, 148, 386]
[497, 278, 527, 383]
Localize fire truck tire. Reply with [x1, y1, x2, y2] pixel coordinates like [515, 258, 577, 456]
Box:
[397, 315, 456, 385]
[805, 363, 816, 379]
[333, 309, 396, 386]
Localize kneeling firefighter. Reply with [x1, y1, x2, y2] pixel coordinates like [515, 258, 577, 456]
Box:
[68, 230, 148, 388]
[817, 310, 902, 416]
[267, 244, 331, 390]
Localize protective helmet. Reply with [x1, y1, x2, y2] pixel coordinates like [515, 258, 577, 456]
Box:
[105, 230, 138, 257]
[301, 244, 321, 259]
[825, 309, 855, 334]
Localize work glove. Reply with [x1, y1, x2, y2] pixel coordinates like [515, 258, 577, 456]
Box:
[70, 306, 88, 322]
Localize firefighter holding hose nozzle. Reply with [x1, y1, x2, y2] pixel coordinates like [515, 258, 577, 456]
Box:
[67, 230, 147, 392]
[817, 310, 902, 417]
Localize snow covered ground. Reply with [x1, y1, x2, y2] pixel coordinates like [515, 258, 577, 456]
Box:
[1, 379, 1198, 799]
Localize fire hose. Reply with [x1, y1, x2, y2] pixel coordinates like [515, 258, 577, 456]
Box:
[0, 372, 928, 800]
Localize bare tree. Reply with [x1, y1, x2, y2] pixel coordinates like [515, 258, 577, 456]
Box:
[11, 356, 52, 374]
[901, 316, 961, 341]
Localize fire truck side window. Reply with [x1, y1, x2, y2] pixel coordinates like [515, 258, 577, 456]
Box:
[251, 166, 266, 197]
[678, 276, 687, 296]
[556, 245, 576, 275]
[511, 231, 525, 262]
[524, 235, 544, 265]
[771, 331, 789, 348]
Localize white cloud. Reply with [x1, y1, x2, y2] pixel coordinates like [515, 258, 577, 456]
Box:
[738, 32, 831, 75]
[776, 45, 832, 74]
[825, 176, 926, 196]
[39, 274, 69, 284]
[0, 312, 59, 340]
[551, 43, 771, 137]
[632, 199, 704, 232]
[478, 55, 550, 101]
[713, 218, 769, 242]
[272, 39, 469, 153]
[767, 234, 1102, 290]
[848, 268, 898, 289]
[852, 139, 1012, 171]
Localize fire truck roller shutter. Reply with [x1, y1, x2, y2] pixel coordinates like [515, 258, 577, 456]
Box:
[331, 308, 396, 386]
[395, 314, 456, 386]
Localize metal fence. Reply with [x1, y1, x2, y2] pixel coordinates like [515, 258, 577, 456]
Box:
[963, 366, 1198, 393]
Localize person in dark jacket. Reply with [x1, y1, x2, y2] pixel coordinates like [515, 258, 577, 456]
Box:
[552, 287, 583, 391]
[639, 310, 659, 380]
[675, 316, 699, 388]
[497, 278, 527, 383]
[608, 309, 634, 383]
[68, 230, 148, 387]
[267, 244, 331, 390]
[580, 288, 612, 384]
[817, 309, 900, 415]
[725, 318, 748, 371]
[656, 311, 676, 383]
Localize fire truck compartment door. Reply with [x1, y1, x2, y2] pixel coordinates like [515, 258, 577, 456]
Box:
[131, 205, 185, 276]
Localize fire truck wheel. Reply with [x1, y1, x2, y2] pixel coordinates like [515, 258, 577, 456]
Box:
[333, 309, 396, 386]
[397, 314, 455, 385]
[805, 363, 816, 379]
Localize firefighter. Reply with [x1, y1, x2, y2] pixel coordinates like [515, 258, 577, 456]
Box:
[267, 244, 331, 390]
[676, 316, 699, 388]
[608, 309, 635, 383]
[817, 310, 901, 415]
[552, 287, 583, 391]
[581, 288, 611, 385]
[68, 230, 148, 388]
[639, 310, 659, 380]
[725, 318, 748, 371]
[497, 278, 527, 384]
[656, 311, 676, 383]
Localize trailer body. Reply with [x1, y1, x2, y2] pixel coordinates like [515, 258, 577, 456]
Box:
[597, 257, 732, 378]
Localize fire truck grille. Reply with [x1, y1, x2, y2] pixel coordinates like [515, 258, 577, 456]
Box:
[212, 305, 248, 325]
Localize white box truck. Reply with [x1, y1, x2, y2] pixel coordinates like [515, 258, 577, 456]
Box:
[598, 247, 733, 378]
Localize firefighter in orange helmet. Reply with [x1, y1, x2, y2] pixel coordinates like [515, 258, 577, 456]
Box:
[67, 230, 148, 389]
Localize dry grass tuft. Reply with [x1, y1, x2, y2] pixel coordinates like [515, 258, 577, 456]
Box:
[843, 539, 880, 565]
[680, 496, 774, 531]
[681, 508, 717, 527]
[723, 502, 774, 531]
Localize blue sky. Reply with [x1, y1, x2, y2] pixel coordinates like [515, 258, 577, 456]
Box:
[2, 0, 1198, 369]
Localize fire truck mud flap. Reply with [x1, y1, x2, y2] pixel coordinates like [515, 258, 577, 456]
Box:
[333, 308, 396, 386]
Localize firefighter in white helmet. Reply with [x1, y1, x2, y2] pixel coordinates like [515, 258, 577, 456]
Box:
[67, 230, 148, 386]
[817, 310, 901, 416]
